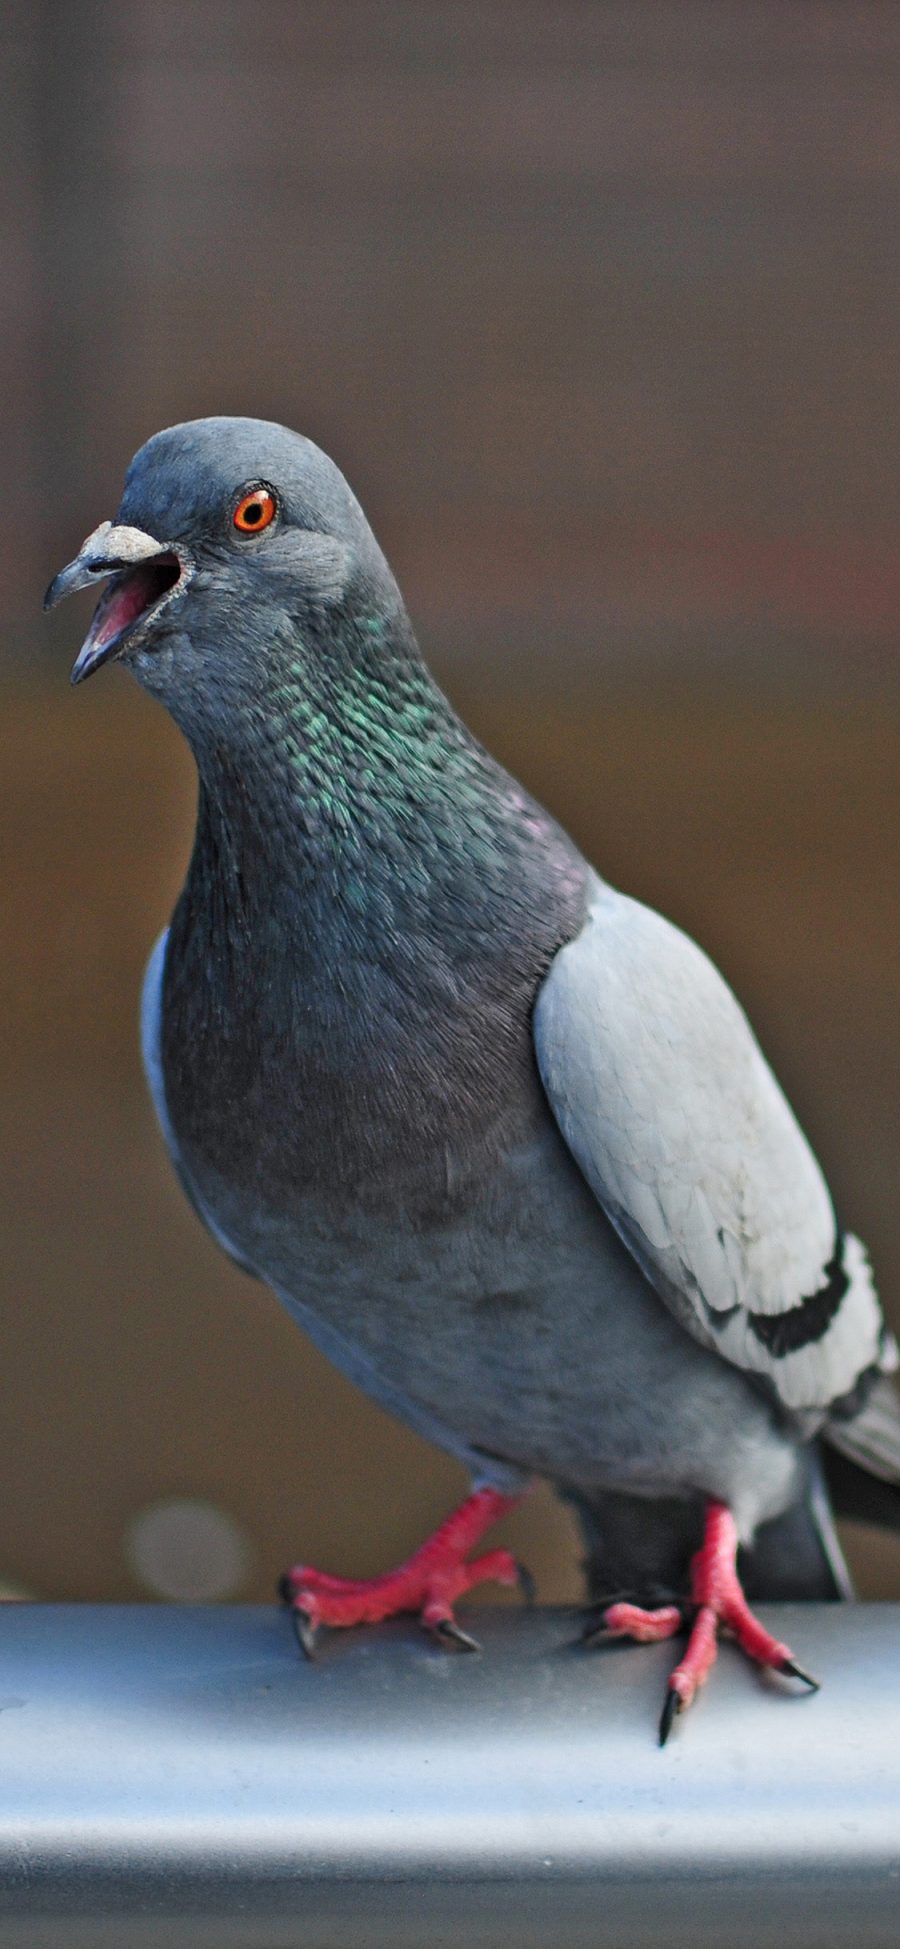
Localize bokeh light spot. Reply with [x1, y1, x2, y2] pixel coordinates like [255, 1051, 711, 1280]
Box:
[126, 1498, 252, 1600]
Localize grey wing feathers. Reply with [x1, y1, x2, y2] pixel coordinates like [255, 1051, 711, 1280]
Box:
[534, 877, 895, 1418]
[826, 1375, 900, 1487]
[140, 930, 258, 1278]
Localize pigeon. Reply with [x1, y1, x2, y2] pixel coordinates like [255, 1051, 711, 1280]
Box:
[46, 417, 900, 1741]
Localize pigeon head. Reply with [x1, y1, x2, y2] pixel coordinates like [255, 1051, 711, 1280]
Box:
[45, 417, 405, 747]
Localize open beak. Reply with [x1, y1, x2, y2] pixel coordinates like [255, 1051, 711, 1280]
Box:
[44, 520, 185, 684]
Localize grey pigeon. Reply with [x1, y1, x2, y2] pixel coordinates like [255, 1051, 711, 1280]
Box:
[46, 418, 900, 1740]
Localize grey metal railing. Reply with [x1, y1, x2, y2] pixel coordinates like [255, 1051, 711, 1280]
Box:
[0, 1602, 897, 1947]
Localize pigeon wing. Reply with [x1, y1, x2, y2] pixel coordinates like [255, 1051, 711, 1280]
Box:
[533, 878, 894, 1417]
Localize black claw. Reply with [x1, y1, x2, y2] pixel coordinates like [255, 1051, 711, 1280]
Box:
[291, 1608, 318, 1660]
[434, 1617, 481, 1653]
[780, 1657, 821, 1693]
[515, 1560, 537, 1606]
[658, 1687, 683, 1747]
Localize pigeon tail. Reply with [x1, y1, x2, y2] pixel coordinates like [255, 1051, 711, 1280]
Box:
[824, 1374, 900, 1530]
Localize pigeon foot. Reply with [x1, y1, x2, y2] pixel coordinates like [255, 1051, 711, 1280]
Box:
[588, 1501, 820, 1744]
[280, 1486, 527, 1654]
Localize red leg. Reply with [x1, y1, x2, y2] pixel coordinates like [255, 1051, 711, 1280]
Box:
[280, 1486, 528, 1654]
[588, 1501, 820, 1744]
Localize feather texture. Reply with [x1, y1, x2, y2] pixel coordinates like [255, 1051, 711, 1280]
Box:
[534, 875, 895, 1416]
[51, 412, 899, 1620]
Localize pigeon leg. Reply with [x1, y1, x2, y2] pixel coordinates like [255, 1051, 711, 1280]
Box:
[588, 1501, 820, 1742]
[280, 1487, 526, 1652]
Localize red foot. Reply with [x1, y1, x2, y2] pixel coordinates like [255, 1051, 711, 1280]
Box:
[280, 1487, 527, 1654]
[591, 1502, 820, 1744]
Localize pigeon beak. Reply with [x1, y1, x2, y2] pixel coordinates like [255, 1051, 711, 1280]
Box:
[44, 521, 185, 684]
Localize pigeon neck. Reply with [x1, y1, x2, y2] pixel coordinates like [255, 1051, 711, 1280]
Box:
[181, 623, 567, 929]
[164, 618, 589, 1188]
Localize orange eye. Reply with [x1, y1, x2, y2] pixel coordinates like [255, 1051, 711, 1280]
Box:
[233, 487, 277, 534]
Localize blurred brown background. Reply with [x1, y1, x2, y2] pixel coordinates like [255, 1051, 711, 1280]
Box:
[2, 3, 898, 1605]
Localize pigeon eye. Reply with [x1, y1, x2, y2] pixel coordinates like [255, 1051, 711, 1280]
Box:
[233, 487, 277, 535]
